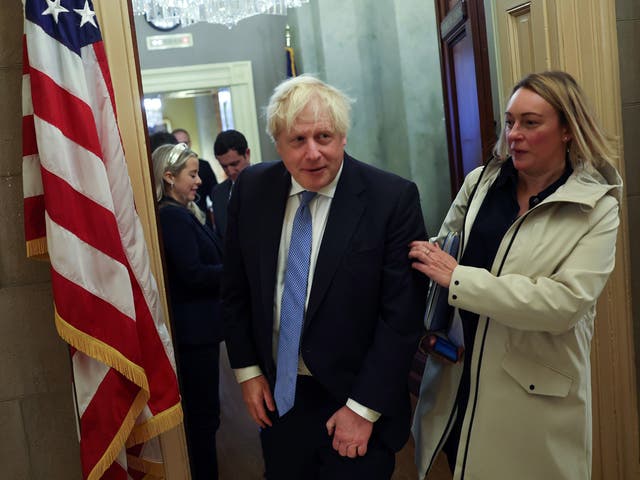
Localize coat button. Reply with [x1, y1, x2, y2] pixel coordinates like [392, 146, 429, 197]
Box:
[454, 280, 459, 286]
[452, 294, 457, 300]
[529, 384, 535, 391]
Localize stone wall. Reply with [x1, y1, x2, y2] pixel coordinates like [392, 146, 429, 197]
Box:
[0, 2, 81, 479]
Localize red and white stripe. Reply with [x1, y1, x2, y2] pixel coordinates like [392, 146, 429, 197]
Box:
[22, 5, 182, 480]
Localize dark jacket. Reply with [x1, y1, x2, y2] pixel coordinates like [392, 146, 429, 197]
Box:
[211, 178, 232, 239]
[158, 197, 224, 345]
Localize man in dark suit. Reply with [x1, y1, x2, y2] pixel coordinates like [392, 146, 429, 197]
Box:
[212, 129, 251, 238]
[222, 75, 427, 479]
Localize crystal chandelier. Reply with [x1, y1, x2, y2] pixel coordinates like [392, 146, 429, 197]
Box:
[132, 0, 310, 29]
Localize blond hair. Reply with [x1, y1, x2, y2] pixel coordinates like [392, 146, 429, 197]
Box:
[265, 74, 353, 142]
[151, 143, 206, 224]
[494, 71, 617, 169]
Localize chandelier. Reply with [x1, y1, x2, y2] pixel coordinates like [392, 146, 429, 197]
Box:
[132, 0, 310, 29]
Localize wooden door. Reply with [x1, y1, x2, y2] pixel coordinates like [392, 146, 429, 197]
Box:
[494, 0, 555, 104]
[491, 1, 639, 478]
[435, 0, 495, 195]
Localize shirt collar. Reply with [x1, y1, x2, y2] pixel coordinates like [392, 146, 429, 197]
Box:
[536, 161, 573, 201]
[495, 158, 574, 207]
[288, 160, 344, 199]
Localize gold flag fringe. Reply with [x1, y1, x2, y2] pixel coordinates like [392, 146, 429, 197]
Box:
[87, 390, 148, 480]
[26, 237, 49, 260]
[127, 402, 183, 447]
[55, 307, 150, 392]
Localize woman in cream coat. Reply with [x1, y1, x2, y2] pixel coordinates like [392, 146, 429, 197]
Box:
[409, 71, 622, 479]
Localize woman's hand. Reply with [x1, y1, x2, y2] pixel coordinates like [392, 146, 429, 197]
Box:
[409, 240, 458, 288]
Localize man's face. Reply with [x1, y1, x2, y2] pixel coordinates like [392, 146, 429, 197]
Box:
[173, 130, 191, 147]
[275, 103, 346, 192]
[216, 148, 251, 182]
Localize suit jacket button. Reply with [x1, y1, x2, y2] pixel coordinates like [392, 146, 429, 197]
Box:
[529, 384, 535, 391]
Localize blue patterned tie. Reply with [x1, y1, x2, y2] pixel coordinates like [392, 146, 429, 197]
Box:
[274, 190, 317, 416]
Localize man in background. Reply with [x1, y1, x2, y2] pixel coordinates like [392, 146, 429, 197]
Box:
[212, 130, 251, 238]
[149, 130, 177, 153]
[172, 128, 218, 223]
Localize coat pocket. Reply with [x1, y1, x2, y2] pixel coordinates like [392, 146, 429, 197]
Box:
[502, 350, 573, 398]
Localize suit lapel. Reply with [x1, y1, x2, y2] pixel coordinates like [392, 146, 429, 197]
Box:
[306, 155, 365, 324]
[259, 164, 291, 323]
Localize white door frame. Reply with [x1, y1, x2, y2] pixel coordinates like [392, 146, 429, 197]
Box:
[141, 61, 262, 164]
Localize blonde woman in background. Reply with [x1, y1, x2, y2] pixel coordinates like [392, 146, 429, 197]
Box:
[152, 143, 224, 479]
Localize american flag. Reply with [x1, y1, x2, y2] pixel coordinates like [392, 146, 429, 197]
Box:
[21, 1, 183, 479]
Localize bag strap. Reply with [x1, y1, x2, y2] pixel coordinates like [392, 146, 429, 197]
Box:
[458, 157, 492, 256]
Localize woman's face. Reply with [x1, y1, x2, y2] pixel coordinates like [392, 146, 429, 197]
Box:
[504, 87, 570, 177]
[166, 156, 201, 206]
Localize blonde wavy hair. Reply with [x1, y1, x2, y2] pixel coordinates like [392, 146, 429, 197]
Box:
[265, 74, 353, 142]
[494, 71, 617, 169]
[151, 143, 206, 224]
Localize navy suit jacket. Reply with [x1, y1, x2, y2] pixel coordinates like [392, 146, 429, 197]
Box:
[158, 198, 224, 345]
[222, 154, 428, 450]
[211, 178, 232, 239]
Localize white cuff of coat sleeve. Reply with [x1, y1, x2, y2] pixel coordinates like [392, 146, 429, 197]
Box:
[234, 365, 263, 384]
[346, 398, 381, 422]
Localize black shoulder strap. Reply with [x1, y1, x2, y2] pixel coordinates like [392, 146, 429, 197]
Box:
[458, 157, 492, 255]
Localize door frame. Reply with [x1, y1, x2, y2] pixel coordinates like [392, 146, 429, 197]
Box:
[435, 0, 495, 194]
[141, 61, 263, 165]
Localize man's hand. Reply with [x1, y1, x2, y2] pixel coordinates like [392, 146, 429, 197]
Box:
[240, 375, 275, 428]
[326, 406, 374, 458]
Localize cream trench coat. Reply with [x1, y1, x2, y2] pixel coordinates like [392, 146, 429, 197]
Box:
[413, 158, 622, 480]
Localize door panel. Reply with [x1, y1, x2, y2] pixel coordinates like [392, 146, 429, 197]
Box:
[495, 0, 550, 105]
[452, 33, 483, 176]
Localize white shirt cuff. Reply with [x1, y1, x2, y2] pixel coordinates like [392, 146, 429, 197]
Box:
[234, 365, 263, 383]
[346, 398, 381, 422]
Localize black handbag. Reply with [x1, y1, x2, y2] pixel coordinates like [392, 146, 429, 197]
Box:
[418, 232, 463, 363]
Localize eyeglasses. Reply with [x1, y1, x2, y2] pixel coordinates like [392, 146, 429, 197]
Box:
[167, 142, 189, 166]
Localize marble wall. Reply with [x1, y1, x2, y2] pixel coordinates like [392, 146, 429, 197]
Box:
[288, 0, 450, 233]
